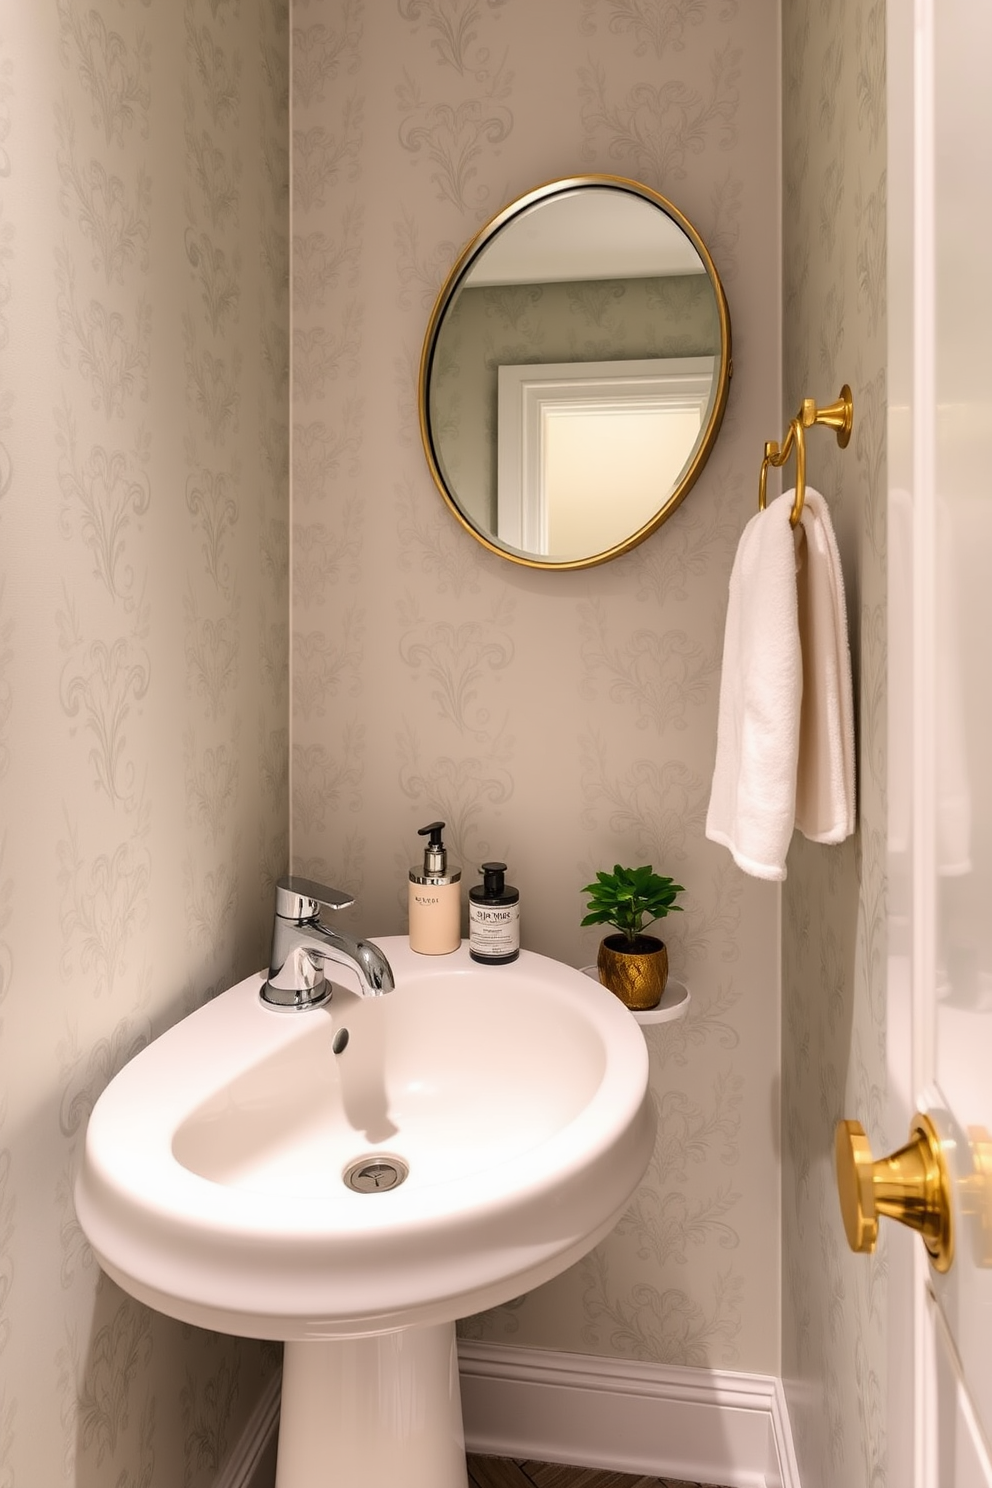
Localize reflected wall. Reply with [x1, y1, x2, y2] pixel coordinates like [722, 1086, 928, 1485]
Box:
[435, 274, 720, 532]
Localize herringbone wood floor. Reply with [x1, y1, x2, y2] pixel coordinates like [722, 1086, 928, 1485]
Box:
[466, 1458, 726, 1488]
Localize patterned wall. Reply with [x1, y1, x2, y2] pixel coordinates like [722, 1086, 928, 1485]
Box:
[291, 0, 782, 1372]
[780, 0, 888, 1483]
[0, 2, 287, 1483]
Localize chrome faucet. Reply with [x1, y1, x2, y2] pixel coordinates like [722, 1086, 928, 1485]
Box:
[260, 876, 395, 1010]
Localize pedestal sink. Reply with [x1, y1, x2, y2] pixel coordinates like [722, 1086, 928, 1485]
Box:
[75, 938, 655, 1487]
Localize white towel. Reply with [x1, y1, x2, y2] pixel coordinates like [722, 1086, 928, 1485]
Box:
[705, 487, 855, 880]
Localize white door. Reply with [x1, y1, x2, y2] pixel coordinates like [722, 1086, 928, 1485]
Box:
[882, 3, 992, 1484]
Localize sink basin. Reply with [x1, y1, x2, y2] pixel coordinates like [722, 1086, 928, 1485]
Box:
[75, 937, 655, 1486]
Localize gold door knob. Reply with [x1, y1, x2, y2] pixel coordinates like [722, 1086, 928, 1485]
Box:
[834, 1111, 954, 1272]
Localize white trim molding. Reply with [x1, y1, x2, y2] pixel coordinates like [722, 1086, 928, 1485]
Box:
[496, 356, 715, 552]
[217, 1346, 802, 1488]
[457, 1341, 801, 1488]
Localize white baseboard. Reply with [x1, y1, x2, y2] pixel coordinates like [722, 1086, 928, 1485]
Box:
[215, 1344, 801, 1488]
[458, 1341, 802, 1488]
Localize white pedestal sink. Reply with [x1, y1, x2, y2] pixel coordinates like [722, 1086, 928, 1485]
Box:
[75, 939, 655, 1487]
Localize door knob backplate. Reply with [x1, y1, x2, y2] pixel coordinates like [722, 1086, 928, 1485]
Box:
[835, 1111, 954, 1272]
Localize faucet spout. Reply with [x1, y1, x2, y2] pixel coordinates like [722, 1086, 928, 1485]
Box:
[261, 876, 395, 1010]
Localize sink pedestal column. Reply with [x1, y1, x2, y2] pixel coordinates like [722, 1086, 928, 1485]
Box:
[275, 1323, 468, 1488]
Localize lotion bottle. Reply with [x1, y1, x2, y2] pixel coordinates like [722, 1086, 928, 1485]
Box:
[468, 862, 520, 964]
[409, 821, 461, 954]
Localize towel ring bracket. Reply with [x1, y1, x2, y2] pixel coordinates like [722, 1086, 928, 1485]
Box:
[758, 384, 854, 527]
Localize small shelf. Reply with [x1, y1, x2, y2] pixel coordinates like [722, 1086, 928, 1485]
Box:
[580, 967, 691, 1025]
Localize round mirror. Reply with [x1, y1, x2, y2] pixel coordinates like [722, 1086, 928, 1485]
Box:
[419, 175, 732, 571]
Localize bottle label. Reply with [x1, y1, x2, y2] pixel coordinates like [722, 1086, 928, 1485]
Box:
[469, 900, 520, 957]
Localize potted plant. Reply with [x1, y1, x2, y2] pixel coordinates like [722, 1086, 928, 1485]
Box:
[581, 863, 684, 1010]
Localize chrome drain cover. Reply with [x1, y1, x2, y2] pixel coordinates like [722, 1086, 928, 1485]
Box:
[343, 1156, 409, 1193]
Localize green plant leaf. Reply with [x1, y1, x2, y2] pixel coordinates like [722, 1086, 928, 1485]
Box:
[580, 864, 684, 943]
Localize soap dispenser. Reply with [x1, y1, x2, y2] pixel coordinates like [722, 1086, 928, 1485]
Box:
[408, 821, 461, 954]
[468, 862, 520, 964]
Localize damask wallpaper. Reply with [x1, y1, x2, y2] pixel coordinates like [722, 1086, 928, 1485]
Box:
[780, 1, 888, 1485]
[290, 0, 782, 1373]
[0, 2, 287, 1484]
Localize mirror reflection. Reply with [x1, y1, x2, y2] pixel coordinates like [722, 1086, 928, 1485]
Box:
[420, 177, 732, 570]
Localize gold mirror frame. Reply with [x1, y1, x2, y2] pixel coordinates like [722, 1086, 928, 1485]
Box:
[418, 174, 733, 571]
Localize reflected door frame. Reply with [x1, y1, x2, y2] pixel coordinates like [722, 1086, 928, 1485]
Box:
[496, 356, 714, 555]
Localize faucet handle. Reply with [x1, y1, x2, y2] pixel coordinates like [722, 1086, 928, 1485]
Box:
[274, 875, 355, 923]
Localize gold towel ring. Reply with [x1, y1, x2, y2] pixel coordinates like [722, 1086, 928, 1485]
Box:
[758, 385, 854, 528]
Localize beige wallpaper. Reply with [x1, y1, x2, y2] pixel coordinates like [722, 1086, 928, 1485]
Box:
[780, 0, 888, 1483]
[291, 0, 782, 1372]
[0, 2, 287, 1483]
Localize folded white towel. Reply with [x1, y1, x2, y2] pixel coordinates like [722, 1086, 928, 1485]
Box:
[705, 487, 855, 880]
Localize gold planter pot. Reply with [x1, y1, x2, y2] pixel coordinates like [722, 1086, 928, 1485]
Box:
[596, 934, 669, 1010]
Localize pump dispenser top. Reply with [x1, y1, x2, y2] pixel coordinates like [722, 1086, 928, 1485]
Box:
[408, 821, 461, 955]
[417, 821, 449, 878]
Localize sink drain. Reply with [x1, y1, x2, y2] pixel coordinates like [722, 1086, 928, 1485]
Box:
[343, 1156, 409, 1193]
